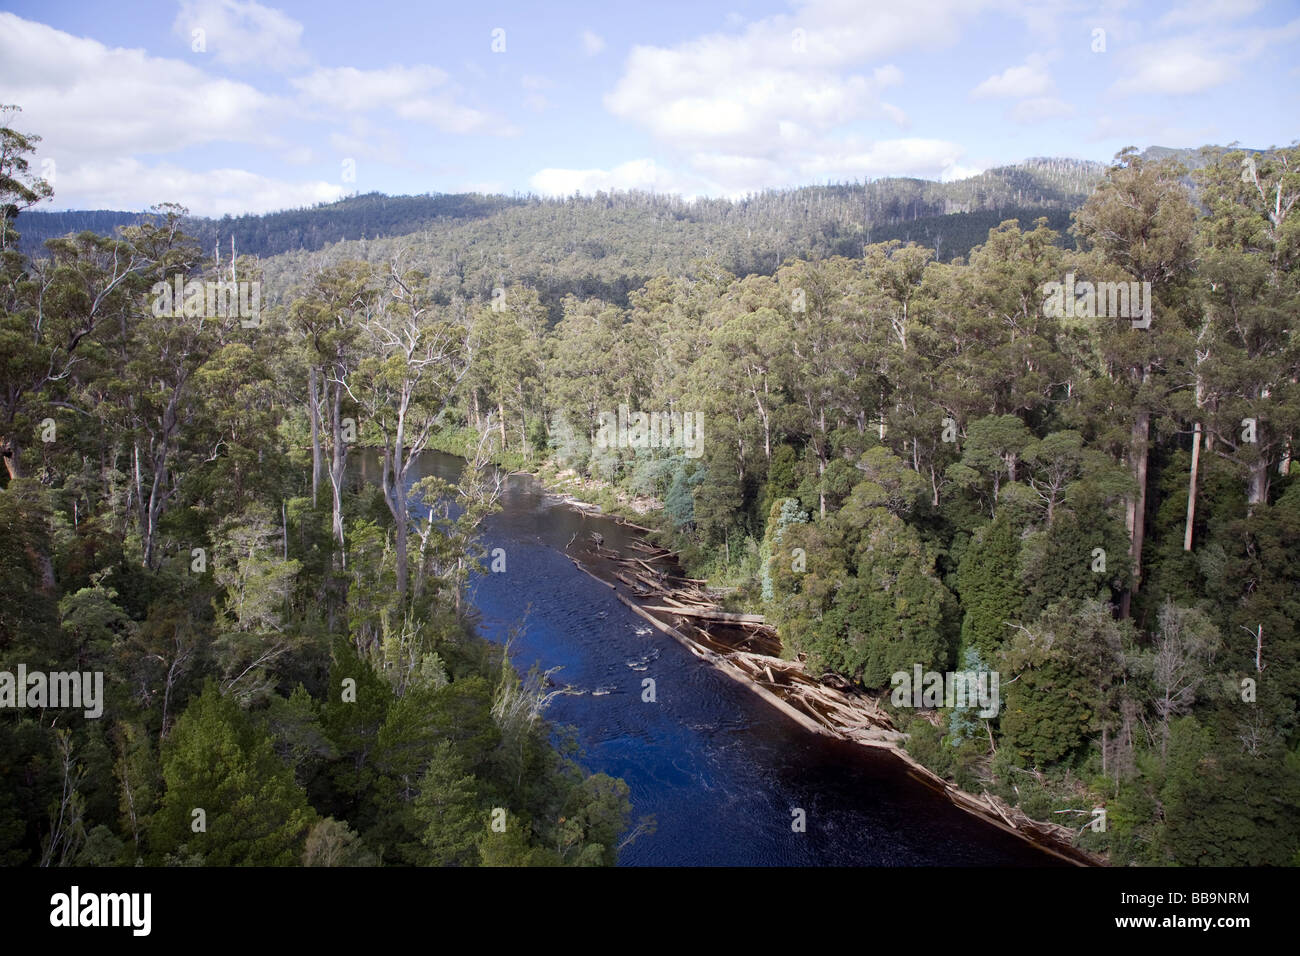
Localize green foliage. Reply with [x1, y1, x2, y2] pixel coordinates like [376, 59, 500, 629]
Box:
[956, 515, 1023, 659]
[151, 683, 317, 865]
[4, 100, 1299, 867]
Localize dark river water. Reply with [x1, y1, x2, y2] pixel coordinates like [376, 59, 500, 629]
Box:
[358, 451, 1061, 866]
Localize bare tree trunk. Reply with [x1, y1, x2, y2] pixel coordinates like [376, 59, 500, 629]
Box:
[1125, 408, 1150, 611]
[328, 383, 347, 555]
[1247, 456, 1270, 513]
[309, 365, 322, 507]
[1184, 422, 1201, 551]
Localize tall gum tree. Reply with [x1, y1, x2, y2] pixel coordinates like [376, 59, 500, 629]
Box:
[1072, 150, 1198, 615]
[288, 262, 371, 551]
[1196, 146, 1300, 515]
[357, 259, 471, 604]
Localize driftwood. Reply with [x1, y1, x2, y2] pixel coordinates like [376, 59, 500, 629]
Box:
[614, 570, 649, 593]
[642, 605, 766, 624]
[570, 558, 615, 590]
[615, 518, 657, 533]
[563, 522, 1101, 867]
[631, 541, 678, 558]
[633, 557, 664, 577]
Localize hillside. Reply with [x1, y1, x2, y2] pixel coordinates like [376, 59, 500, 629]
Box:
[14, 155, 1109, 266]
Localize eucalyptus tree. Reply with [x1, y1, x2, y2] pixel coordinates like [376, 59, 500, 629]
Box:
[1195, 146, 1300, 513]
[0, 105, 53, 254]
[1, 206, 170, 483]
[1072, 151, 1199, 613]
[545, 295, 623, 449]
[287, 261, 372, 548]
[355, 258, 471, 603]
[773, 258, 862, 518]
[465, 286, 544, 455]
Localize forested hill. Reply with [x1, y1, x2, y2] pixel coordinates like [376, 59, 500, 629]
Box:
[11, 192, 526, 260]
[14, 154, 1114, 268]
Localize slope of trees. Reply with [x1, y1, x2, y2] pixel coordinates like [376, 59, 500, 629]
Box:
[424, 146, 1298, 866]
[0, 110, 634, 867]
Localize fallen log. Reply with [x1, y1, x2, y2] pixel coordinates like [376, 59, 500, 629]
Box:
[616, 518, 657, 533]
[642, 605, 766, 624]
[614, 570, 648, 592]
[570, 558, 615, 590]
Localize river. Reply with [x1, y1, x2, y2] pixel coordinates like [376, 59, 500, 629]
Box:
[358, 450, 1061, 866]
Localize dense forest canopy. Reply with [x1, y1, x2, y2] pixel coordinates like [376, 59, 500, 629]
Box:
[0, 106, 638, 867]
[3, 95, 1298, 867]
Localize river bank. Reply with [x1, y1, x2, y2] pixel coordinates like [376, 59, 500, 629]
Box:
[474, 453, 1105, 867]
[561, 520, 1101, 867]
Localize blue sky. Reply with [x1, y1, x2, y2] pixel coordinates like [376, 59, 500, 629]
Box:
[2, 0, 1297, 215]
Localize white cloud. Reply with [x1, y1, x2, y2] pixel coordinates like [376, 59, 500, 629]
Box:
[600, 0, 993, 192]
[608, 57, 905, 153]
[48, 156, 344, 216]
[292, 65, 445, 111]
[0, 12, 287, 165]
[580, 29, 606, 56]
[532, 136, 972, 201]
[292, 64, 502, 133]
[882, 103, 910, 127]
[1110, 48, 1235, 95]
[172, 0, 308, 69]
[521, 74, 551, 112]
[797, 137, 968, 181]
[530, 159, 707, 198]
[971, 57, 1053, 99]
[603, 0, 972, 152]
[941, 162, 988, 182]
[1086, 112, 1220, 146]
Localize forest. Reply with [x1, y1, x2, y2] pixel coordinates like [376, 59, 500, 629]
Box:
[2, 96, 1297, 866]
[0, 107, 635, 867]
[421, 143, 1300, 866]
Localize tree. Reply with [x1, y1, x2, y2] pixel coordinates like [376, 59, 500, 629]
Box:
[151, 682, 317, 865]
[1195, 146, 1300, 512]
[288, 261, 372, 550]
[356, 258, 470, 603]
[413, 741, 481, 866]
[0, 105, 53, 252]
[1072, 150, 1198, 614]
[1138, 602, 1221, 759]
[946, 414, 1032, 516]
[956, 514, 1023, 659]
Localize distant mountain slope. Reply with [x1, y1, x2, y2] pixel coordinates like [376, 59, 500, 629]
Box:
[10, 148, 1245, 297]
[11, 191, 525, 258]
[12, 156, 1107, 258]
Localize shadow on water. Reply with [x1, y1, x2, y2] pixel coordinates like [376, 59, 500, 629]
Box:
[354, 450, 1065, 866]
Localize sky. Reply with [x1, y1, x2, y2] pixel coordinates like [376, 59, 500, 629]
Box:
[1, 0, 1297, 216]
